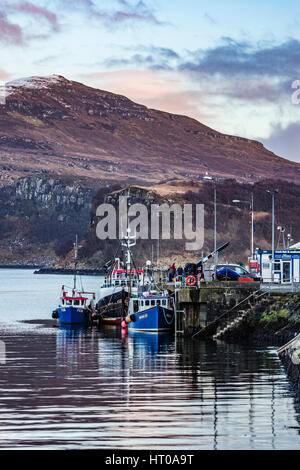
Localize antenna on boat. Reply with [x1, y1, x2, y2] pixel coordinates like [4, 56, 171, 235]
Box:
[73, 235, 82, 290]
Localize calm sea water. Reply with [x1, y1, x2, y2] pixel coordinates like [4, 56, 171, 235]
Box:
[0, 269, 299, 450]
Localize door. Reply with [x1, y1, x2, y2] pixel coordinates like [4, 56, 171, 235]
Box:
[282, 261, 291, 283]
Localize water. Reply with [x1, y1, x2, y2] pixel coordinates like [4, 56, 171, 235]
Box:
[0, 269, 300, 450]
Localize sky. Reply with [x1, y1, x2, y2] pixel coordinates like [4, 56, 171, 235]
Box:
[0, 0, 300, 162]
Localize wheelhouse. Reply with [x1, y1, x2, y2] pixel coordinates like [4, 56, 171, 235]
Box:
[60, 296, 88, 307]
[102, 268, 144, 288]
[129, 296, 173, 313]
[60, 285, 95, 308]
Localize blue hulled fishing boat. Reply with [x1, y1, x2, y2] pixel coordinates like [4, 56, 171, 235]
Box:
[52, 237, 96, 325]
[125, 291, 175, 332]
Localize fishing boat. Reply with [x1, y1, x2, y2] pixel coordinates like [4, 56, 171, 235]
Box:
[98, 236, 149, 303]
[52, 237, 96, 325]
[97, 232, 152, 326]
[52, 286, 96, 325]
[124, 291, 175, 332]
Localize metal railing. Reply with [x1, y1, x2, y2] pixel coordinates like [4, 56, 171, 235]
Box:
[260, 282, 300, 293]
[192, 289, 267, 339]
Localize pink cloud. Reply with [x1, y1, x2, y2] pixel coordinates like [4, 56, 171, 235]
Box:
[11, 1, 59, 31]
[0, 1, 59, 45]
[82, 69, 213, 122]
[0, 11, 23, 45]
[0, 68, 12, 81]
[111, 10, 160, 24]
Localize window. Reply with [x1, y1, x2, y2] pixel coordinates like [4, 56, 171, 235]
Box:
[157, 300, 161, 306]
[274, 261, 281, 271]
[235, 267, 244, 275]
[145, 300, 149, 306]
[74, 300, 80, 306]
[162, 299, 166, 306]
[151, 300, 155, 306]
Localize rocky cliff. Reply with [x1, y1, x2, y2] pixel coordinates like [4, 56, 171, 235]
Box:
[0, 175, 94, 265]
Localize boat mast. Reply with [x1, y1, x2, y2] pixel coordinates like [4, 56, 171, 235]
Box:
[123, 231, 136, 296]
[74, 235, 78, 290]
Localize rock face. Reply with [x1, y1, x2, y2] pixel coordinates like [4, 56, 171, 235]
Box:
[0, 75, 299, 187]
[0, 175, 94, 265]
[13, 176, 93, 211]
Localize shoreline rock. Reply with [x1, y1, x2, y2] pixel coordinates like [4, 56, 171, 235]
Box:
[34, 267, 105, 276]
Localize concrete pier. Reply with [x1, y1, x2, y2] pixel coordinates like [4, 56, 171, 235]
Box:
[171, 281, 259, 336]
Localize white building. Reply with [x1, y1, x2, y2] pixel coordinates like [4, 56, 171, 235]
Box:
[255, 245, 300, 283]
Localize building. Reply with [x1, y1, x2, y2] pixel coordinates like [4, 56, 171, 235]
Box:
[255, 244, 300, 283]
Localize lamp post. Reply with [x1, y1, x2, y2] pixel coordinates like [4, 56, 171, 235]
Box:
[203, 173, 217, 276]
[232, 193, 254, 259]
[266, 189, 279, 282]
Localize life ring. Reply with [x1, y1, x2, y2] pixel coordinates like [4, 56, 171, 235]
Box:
[186, 275, 196, 287]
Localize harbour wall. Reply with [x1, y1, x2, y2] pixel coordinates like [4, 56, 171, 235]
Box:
[173, 281, 258, 336]
[171, 282, 300, 342]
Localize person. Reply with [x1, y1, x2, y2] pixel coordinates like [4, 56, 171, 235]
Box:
[167, 263, 176, 282]
[198, 261, 205, 280]
[176, 266, 183, 283]
[171, 263, 176, 276]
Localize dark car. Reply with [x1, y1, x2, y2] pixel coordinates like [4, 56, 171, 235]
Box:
[217, 264, 261, 281]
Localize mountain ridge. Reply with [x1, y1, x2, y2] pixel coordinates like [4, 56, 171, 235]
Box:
[0, 74, 299, 188]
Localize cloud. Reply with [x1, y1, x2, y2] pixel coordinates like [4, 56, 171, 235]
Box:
[104, 38, 300, 104]
[112, 0, 161, 24]
[104, 45, 179, 69]
[0, 11, 23, 45]
[0, 1, 59, 45]
[206, 79, 289, 103]
[204, 12, 217, 25]
[107, 38, 300, 81]
[9, 1, 59, 31]
[180, 38, 300, 79]
[61, 0, 162, 26]
[262, 122, 300, 163]
[105, 37, 300, 81]
[82, 69, 212, 120]
[0, 68, 11, 81]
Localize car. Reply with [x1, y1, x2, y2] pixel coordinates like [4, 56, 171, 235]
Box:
[216, 264, 261, 281]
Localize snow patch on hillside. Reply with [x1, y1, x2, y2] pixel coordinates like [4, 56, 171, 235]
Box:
[6, 75, 64, 90]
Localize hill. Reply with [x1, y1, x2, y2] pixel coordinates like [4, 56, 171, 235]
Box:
[0, 75, 299, 188]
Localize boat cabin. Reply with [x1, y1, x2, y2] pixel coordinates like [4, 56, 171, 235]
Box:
[60, 286, 95, 308]
[102, 268, 144, 288]
[60, 296, 88, 307]
[129, 296, 173, 313]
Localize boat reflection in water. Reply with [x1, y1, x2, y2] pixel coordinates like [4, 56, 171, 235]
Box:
[127, 331, 172, 355]
[55, 324, 98, 377]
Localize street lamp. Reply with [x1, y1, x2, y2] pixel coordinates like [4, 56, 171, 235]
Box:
[203, 173, 217, 275]
[232, 193, 254, 259]
[266, 189, 279, 282]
